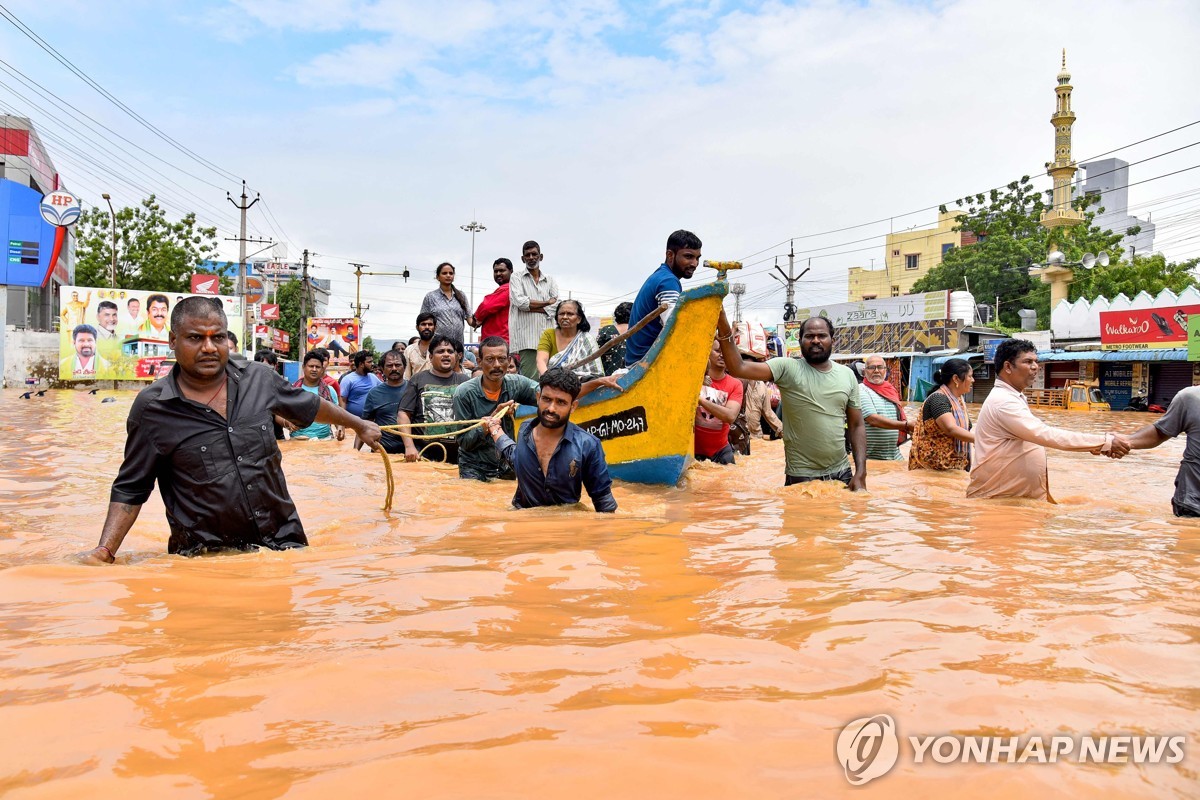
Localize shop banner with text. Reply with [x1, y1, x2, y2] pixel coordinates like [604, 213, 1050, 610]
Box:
[59, 286, 245, 380]
[1100, 304, 1200, 350]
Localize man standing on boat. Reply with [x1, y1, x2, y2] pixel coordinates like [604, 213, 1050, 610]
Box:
[625, 230, 702, 367]
[509, 241, 559, 379]
[483, 368, 617, 512]
[715, 310, 868, 490]
[967, 338, 1129, 500]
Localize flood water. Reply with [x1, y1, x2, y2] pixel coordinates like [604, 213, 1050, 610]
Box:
[1, 387, 1197, 798]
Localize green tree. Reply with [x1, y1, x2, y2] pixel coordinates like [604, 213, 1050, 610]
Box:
[1069, 252, 1198, 302]
[360, 336, 381, 362]
[275, 277, 304, 360]
[911, 176, 1123, 327]
[74, 195, 233, 293]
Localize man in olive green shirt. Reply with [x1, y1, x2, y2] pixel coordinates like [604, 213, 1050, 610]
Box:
[715, 309, 867, 489]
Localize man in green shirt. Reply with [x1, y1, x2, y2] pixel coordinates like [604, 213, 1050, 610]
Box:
[715, 309, 867, 489]
[453, 335, 623, 481]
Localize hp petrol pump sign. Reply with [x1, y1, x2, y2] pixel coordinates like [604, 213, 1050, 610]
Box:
[39, 191, 82, 227]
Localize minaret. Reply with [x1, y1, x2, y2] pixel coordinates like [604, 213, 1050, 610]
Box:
[1040, 49, 1084, 230]
[1034, 50, 1084, 310]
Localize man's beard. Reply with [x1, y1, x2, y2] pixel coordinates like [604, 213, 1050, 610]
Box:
[419, 330, 434, 341]
[537, 410, 568, 429]
[803, 347, 830, 365]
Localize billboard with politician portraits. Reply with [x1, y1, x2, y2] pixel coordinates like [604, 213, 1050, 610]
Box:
[58, 285, 245, 380]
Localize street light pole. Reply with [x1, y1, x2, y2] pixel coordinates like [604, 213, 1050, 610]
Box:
[101, 193, 116, 288]
[460, 217, 487, 307]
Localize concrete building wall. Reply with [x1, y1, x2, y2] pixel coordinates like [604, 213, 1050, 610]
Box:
[1077, 158, 1156, 255]
[847, 210, 964, 301]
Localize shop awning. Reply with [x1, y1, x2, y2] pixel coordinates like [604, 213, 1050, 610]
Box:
[1034, 349, 1188, 362]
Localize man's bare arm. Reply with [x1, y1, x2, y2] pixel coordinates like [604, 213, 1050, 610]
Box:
[80, 502, 143, 564]
[716, 308, 773, 381]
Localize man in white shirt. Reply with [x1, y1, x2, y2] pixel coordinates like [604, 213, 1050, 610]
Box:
[968, 338, 1129, 500]
[508, 240, 559, 379]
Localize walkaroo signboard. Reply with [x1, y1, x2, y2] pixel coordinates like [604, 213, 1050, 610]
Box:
[1100, 304, 1200, 350]
[306, 317, 360, 366]
[58, 286, 245, 380]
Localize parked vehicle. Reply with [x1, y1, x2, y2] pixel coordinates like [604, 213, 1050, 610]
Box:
[1023, 381, 1112, 412]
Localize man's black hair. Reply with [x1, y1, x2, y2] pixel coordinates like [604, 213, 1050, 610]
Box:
[801, 316, 835, 339]
[170, 296, 225, 330]
[479, 335, 508, 352]
[351, 349, 372, 368]
[493, 257, 513, 270]
[613, 301, 633, 325]
[666, 229, 702, 253]
[522, 240, 541, 253]
[539, 367, 582, 400]
[72, 323, 97, 341]
[311, 347, 330, 363]
[253, 349, 278, 366]
[126, 297, 140, 307]
[380, 348, 405, 367]
[428, 333, 463, 355]
[226, 331, 238, 349]
[416, 311, 436, 327]
[303, 350, 324, 365]
[97, 300, 117, 313]
[994, 338, 1037, 370]
[146, 293, 170, 309]
[408, 336, 419, 345]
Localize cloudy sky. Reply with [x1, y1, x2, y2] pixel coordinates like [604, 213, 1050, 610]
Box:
[2, 0, 1198, 340]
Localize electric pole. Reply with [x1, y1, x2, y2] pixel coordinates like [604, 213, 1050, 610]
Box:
[226, 180, 270, 346]
[730, 283, 746, 322]
[299, 249, 309, 358]
[350, 262, 371, 321]
[772, 241, 810, 321]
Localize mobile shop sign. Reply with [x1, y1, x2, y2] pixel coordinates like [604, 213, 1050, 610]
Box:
[795, 291, 950, 330]
[1100, 304, 1200, 350]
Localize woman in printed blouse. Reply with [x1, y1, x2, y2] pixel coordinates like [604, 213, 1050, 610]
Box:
[420, 262, 475, 344]
[908, 357, 976, 471]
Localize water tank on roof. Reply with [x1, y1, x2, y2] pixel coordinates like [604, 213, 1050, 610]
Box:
[1018, 309, 1038, 331]
[949, 291, 975, 325]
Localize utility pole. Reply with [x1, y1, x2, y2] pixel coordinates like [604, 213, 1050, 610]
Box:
[349, 263, 370, 321]
[299, 249, 309, 358]
[226, 180, 268, 344]
[772, 241, 809, 322]
[730, 283, 746, 322]
[460, 216, 486, 306]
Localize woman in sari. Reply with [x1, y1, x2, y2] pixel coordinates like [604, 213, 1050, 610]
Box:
[537, 299, 603, 380]
[909, 357, 976, 471]
[419, 262, 475, 344]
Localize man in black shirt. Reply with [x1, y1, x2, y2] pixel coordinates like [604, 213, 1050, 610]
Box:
[398, 334, 469, 463]
[80, 297, 382, 562]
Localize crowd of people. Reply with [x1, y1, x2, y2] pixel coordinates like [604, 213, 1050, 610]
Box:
[79, 230, 1199, 564]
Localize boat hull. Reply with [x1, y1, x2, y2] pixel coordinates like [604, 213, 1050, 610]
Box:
[515, 282, 727, 485]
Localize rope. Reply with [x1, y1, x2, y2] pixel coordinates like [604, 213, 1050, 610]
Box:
[378, 404, 515, 512]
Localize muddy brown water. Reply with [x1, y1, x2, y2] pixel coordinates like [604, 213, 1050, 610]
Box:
[0, 389, 1196, 798]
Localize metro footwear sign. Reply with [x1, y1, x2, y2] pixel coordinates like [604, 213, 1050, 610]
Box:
[1100, 304, 1200, 350]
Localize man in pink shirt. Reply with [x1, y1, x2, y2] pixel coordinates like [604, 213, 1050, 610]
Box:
[967, 338, 1129, 500]
[472, 258, 512, 346]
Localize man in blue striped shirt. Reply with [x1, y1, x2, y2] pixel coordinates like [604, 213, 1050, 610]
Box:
[625, 230, 702, 366]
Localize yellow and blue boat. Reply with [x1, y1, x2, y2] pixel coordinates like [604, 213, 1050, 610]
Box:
[515, 279, 728, 485]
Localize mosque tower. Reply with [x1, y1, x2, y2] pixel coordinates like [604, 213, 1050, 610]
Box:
[1034, 50, 1085, 309]
[1040, 50, 1084, 230]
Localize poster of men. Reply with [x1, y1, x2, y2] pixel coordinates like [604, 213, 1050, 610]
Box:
[58, 285, 245, 380]
[306, 317, 360, 366]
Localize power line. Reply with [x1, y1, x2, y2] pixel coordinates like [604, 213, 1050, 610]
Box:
[0, 4, 242, 184]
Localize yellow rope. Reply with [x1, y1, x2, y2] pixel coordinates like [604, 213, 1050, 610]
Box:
[378, 405, 515, 512]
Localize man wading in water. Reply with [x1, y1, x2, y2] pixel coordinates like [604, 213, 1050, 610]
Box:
[80, 297, 382, 563]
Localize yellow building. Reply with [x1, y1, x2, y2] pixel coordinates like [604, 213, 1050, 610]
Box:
[847, 209, 972, 301]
